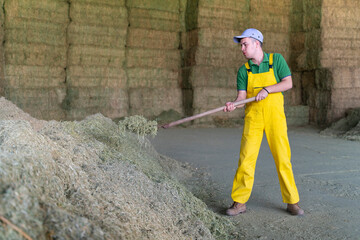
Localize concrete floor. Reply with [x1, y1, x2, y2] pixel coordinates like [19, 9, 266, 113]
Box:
[151, 126, 360, 239]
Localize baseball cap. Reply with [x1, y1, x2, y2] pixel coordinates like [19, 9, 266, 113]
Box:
[233, 28, 263, 43]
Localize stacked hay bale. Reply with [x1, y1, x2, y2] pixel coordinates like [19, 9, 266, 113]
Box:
[0, 0, 4, 96]
[320, 0, 360, 123]
[249, 0, 308, 125]
[289, 0, 360, 126]
[3, 0, 69, 119]
[183, 0, 249, 126]
[294, 0, 326, 125]
[290, 0, 307, 106]
[126, 0, 183, 118]
[66, 0, 128, 120]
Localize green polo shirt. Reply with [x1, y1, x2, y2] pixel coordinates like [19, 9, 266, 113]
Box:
[237, 52, 291, 91]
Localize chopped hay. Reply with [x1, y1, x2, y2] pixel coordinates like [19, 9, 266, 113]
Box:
[321, 108, 360, 141]
[118, 115, 158, 137]
[0, 98, 236, 239]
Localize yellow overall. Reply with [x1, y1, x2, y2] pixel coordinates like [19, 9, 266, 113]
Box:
[231, 54, 300, 204]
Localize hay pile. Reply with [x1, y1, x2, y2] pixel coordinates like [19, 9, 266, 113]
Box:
[0, 97, 236, 239]
[321, 108, 360, 141]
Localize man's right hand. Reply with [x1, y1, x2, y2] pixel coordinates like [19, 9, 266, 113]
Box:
[224, 102, 236, 112]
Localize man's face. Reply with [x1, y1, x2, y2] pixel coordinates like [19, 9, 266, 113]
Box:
[240, 37, 257, 59]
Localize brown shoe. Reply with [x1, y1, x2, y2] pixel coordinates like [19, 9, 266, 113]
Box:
[287, 203, 304, 216]
[226, 202, 246, 216]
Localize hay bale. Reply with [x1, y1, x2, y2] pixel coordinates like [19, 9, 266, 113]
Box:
[187, 66, 238, 88]
[5, 0, 68, 23]
[129, 88, 183, 118]
[67, 75, 127, 88]
[303, 7, 321, 31]
[2, 0, 69, 120]
[154, 109, 183, 126]
[67, 66, 126, 79]
[291, 13, 304, 32]
[198, 7, 239, 20]
[197, 28, 241, 48]
[250, 0, 290, 13]
[322, 7, 360, 28]
[126, 0, 179, 13]
[63, 87, 129, 120]
[69, 53, 125, 68]
[193, 47, 241, 68]
[5, 21, 67, 46]
[68, 23, 127, 38]
[68, 32, 126, 48]
[3, 88, 67, 120]
[326, 0, 359, 8]
[190, 87, 246, 127]
[330, 68, 355, 89]
[0, 97, 46, 129]
[284, 105, 309, 126]
[127, 68, 179, 88]
[126, 48, 180, 70]
[5, 65, 65, 80]
[70, 0, 125, 7]
[68, 45, 126, 67]
[262, 32, 290, 56]
[197, 15, 237, 30]
[5, 42, 67, 67]
[66, 1, 128, 121]
[287, 71, 303, 105]
[127, 28, 179, 50]
[69, 2, 128, 27]
[192, 87, 237, 109]
[4, 76, 65, 89]
[250, 15, 290, 33]
[290, 32, 305, 52]
[199, 0, 249, 9]
[182, 29, 198, 50]
[129, 8, 180, 32]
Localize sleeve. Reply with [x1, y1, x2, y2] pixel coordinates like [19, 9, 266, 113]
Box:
[274, 53, 291, 80]
[237, 65, 248, 91]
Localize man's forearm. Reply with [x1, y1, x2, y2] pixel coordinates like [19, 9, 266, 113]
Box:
[264, 76, 292, 93]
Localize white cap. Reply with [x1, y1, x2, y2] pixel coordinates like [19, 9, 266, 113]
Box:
[233, 28, 263, 43]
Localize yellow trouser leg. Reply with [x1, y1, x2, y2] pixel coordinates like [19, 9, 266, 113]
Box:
[265, 107, 300, 204]
[231, 113, 264, 203]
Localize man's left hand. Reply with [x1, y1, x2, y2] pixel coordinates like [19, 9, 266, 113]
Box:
[256, 88, 269, 101]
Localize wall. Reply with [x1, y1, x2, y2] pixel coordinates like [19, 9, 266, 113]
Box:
[321, 0, 360, 123]
[0, 0, 4, 97]
[182, 0, 249, 126]
[0, 0, 358, 126]
[126, 0, 183, 118]
[291, 0, 323, 125]
[184, 0, 308, 126]
[292, 0, 360, 126]
[65, 0, 128, 119]
[3, 0, 68, 119]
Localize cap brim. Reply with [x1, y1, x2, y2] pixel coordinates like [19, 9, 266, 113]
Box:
[233, 36, 243, 43]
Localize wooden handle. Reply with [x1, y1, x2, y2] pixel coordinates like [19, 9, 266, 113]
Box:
[161, 97, 256, 129]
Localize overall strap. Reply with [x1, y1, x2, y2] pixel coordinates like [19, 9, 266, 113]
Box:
[269, 53, 273, 69]
[245, 62, 251, 73]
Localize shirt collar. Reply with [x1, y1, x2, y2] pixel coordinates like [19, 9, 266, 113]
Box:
[249, 52, 268, 66]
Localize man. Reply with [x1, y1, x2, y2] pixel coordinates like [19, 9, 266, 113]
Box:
[223, 28, 304, 216]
